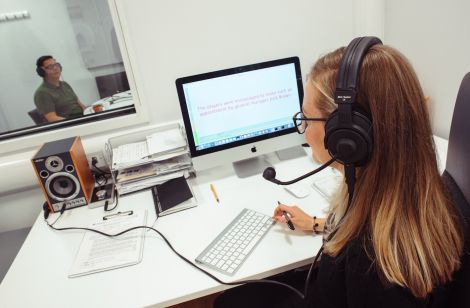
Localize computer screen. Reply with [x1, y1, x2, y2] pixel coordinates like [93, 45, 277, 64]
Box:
[176, 57, 304, 175]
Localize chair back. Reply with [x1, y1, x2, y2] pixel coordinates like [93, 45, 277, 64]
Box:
[28, 109, 47, 124]
[95, 71, 130, 99]
[446, 72, 470, 205]
[444, 72, 470, 306]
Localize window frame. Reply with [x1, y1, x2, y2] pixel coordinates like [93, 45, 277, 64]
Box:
[0, 0, 149, 155]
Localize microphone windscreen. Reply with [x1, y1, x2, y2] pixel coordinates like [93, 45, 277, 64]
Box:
[262, 167, 276, 181]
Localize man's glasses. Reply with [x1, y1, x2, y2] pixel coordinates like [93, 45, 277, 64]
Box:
[292, 111, 327, 134]
[43, 62, 61, 70]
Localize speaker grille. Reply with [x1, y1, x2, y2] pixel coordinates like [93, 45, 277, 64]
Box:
[45, 172, 80, 201]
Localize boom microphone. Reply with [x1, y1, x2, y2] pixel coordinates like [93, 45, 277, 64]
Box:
[262, 156, 337, 185]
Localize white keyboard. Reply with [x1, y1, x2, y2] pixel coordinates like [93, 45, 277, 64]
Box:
[195, 208, 274, 275]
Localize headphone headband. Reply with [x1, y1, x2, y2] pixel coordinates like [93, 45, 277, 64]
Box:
[335, 36, 383, 104]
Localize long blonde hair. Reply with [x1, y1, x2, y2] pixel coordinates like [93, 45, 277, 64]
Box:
[310, 45, 463, 298]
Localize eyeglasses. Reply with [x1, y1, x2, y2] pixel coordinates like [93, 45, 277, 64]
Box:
[292, 111, 327, 134]
[43, 62, 61, 70]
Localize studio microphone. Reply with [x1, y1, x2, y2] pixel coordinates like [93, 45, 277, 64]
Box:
[262, 156, 336, 185]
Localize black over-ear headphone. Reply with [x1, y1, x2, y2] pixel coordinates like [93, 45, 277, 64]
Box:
[324, 36, 382, 166]
[36, 65, 46, 78]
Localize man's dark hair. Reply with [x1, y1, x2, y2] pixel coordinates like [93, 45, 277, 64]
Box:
[36, 55, 53, 68]
[36, 55, 53, 77]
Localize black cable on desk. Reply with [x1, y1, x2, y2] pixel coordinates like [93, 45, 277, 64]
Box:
[44, 210, 308, 300]
[43, 191, 354, 303]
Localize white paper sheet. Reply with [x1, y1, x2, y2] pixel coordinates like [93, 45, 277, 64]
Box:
[112, 141, 149, 167]
[68, 209, 147, 278]
[146, 128, 186, 156]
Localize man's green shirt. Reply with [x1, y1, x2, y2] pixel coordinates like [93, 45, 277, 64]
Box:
[34, 81, 83, 119]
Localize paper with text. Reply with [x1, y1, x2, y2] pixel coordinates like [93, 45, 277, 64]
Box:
[68, 209, 147, 278]
[112, 141, 149, 167]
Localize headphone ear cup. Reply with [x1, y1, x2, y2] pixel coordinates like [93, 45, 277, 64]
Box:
[36, 67, 45, 77]
[324, 109, 373, 166]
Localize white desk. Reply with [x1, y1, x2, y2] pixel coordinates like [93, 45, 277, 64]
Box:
[0, 137, 448, 308]
[83, 90, 134, 115]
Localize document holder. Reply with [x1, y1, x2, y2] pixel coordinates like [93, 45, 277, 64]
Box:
[105, 122, 195, 195]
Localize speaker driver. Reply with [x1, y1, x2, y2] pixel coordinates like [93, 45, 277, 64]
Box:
[45, 172, 80, 201]
[45, 156, 64, 172]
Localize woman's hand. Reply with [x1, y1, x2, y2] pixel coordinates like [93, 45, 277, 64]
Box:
[273, 202, 325, 232]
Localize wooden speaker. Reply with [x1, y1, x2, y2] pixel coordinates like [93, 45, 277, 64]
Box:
[31, 136, 94, 213]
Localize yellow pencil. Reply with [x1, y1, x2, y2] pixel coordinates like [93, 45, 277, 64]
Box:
[210, 184, 220, 203]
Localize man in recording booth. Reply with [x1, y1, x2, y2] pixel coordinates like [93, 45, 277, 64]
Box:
[34, 55, 86, 122]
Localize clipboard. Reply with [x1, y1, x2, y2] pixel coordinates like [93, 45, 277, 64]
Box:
[68, 209, 147, 278]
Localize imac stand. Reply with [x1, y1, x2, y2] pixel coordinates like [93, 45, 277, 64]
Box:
[232, 145, 306, 178]
[276, 145, 307, 161]
[232, 155, 273, 178]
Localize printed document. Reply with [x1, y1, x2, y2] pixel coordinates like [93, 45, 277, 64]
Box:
[111, 128, 187, 169]
[112, 141, 149, 168]
[69, 209, 147, 277]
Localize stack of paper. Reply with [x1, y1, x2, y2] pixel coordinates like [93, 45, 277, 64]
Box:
[109, 126, 193, 195]
[115, 154, 192, 195]
[146, 129, 187, 156]
[111, 127, 187, 169]
[117, 170, 190, 196]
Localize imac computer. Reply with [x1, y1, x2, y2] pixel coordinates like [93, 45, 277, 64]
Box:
[175, 57, 305, 177]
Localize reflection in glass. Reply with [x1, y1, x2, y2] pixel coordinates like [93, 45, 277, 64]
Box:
[0, 0, 135, 140]
[34, 56, 85, 122]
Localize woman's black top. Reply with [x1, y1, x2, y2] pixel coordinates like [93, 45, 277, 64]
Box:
[309, 241, 438, 308]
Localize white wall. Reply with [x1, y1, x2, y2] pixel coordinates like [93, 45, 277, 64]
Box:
[65, 0, 123, 69]
[0, 0, 99, 131]
[0, 0, 383, 232]
[384, 0, 470, 138]
[117, 0, 360, 125]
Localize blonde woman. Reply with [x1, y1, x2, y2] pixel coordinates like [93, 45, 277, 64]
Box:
[215, 39, 467, 307]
